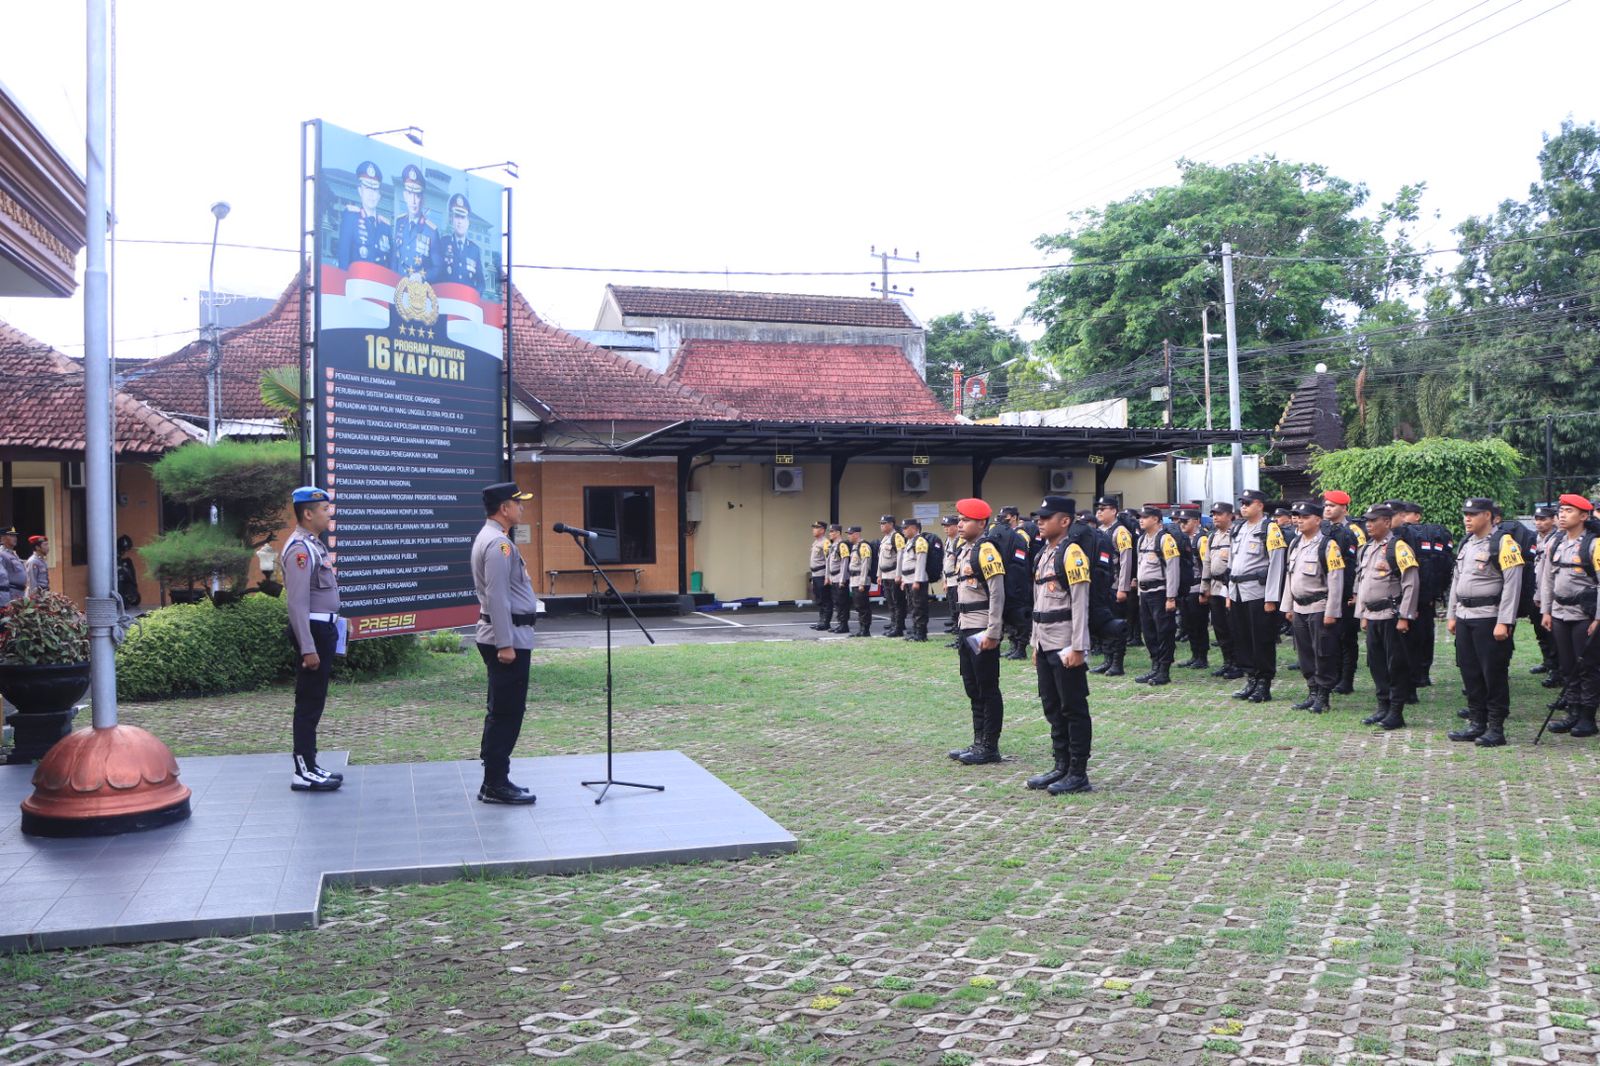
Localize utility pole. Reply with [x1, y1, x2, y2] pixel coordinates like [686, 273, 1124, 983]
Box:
[1201, 307, 1222, 510]
[1544, 414, 1555, 505]
[1163, 339, 1176, 501]
[1221, 242, 1244, 498]
[869, 245, 919, 300]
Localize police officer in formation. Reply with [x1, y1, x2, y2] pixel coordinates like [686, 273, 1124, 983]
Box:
[337, 160, 392, 270]
[808, 520, 830, 630]
[1386, 499, 1446, 690]
[282, 487, 344, 792]
[878, 516, 906, 637]
[1025, 495, 1094, 795]
[471, 481, 540, 805]
[1530, 504, 1562, 685]
[1284, 499, 1344, 714]
[391, 164, 441, 278]
[1320, 490, 1366, 694]
[1134, 504, 1180, 686]
[1091, 496, 1134, 677]
[847, 526, 874, 636]
[437, 193, 485, 292]
[1200, 502, 1241, 679]
[1354, 503, 1420, 730]
[1175, 507, 1210, 670]
[1229, 489, 1287, 703]
[23, 536, 49, 598]
[824, 523, 851, 634]
[941, 515, 962, 645]
[995, 506, 1034, 660]
[1444, 498, 1524, 747]
[0, 528, 25, 609]
[949, 498, 1008, 765]
[1541, 494, 1600, 738]
[899, 517, 931, 642]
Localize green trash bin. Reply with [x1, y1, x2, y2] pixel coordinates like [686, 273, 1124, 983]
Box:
[689, 571, 703, 593]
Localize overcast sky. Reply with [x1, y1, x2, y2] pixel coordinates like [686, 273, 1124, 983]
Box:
[1, 0, 1594, 360]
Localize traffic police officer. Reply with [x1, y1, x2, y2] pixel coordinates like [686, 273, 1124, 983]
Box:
[1202, 502, 1241, 679]
[391, 164, 441, 278]
[1531, 504, 1562, 683]
[1354, 504, 1420, 730]
[830, 524, 854, 634]
[847, 526, 874, 636]
[1092, 496, 1135, 677]
[1321, 490, 1365, 694]
[1134, 505, 1180, 686]
[472, 481, 540, 804]
[878, 516, 906, 637]
[1026, 496, 1094, 795]
[23, 536, 49, 598]
[336, 161, 392, 270]
[950, 498, 1007, 765]
[941, 515, 961, 643]
[808, 520, 830, 630]
[437, 193, 485, 292]
[1447, 497, 1524, 746]
[1175, 507, 1210, 670]
[0, 528, 24, 609]
[282, 487, 343, 792]
[1285, 500, 1344, 714]
[1541, 494, 1600, 738]
[1228, 489, 1287, 702]
[900, 517, 932, 641]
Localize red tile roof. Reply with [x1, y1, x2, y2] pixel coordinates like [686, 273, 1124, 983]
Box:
[510, 291, 741, 422]
[609, 285, 918, 330]
[0, 320, 191, 454]
[666, 339, 954, 424]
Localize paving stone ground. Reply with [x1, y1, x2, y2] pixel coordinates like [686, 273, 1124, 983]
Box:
[1, 625, 1597, 1065]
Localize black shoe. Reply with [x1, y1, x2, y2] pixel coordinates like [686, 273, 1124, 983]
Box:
[1220, 666, 1247, 681]
[1149, 665, 1172, 686]
[478, 782, 537, 805]
[1232, 679, 1258, 700]
[1133, 668, 1156, 684]
[945, 638, 961, 649]
[291, 756, 341, 792]
[830, 626, 850, 634]
[1449, 719, 1486, 742]
[1090, 659, 1111, 675]
[1249, 680, 1273, 703]
[911, 632, 927, 642]
[1105, 656, 1126, 677]
[948, 731, 980, 760]
[1292, 689, 1316, 711]
[1332, 681, 1355, 695]
[1309, 689, 1330, 714]
[1571, 709, 1599, 738]
[1210, 663, 1232, 678]
[505, 779, 533, 795]
[1455, 707, 1471, 720]
[1378, 710, 1406, 731]
[1475, 728, 1507, 747]
[1361, 700, 1390, 726]
[1025, 761, 1068, 790]
[1542, 675, 1564, 688]
[1004, 646, 1028, 661]
[1187, 659, 1209, 671]
[1048, 760, 1092, 795]
[1532, 664, 1550, 674]
[1175, 657, 1199, 670]
[957, 742, 1003, 766]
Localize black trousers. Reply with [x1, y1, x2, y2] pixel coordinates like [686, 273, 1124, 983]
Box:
[1455, 617, 1513, 720]
[1230, 599, 1279, 680]
[1035, 648, 1092, 764]
[1124, 587, 1143, 646]
[946, 581, 960, 630]
[887, 580, 907, 631]
[1535, 611, 1559, 670]
[1138, 590, 1176, 667]
[814, 577, 832, 627]
[1208, 593, 1235, 665]
[476, 643, 530, 784]
[1552, 617, 1600, 708]
[1409, 603, 1438, 678]
[957, 629, 1004, 740]
[1180, 593, 1210, 660]
[1365, 618, 1414, 708]
[291, 620, 337, 761]
[1291, 611, 1338, 690]
[852, 587, 872, 632]
[1002, 602, 1030, 647]
[1337, 610, 1360, 683]
[905, 582, 929, 633]
[832, 582, 852, 628]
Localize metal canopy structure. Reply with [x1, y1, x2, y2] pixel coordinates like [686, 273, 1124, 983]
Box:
[604, 419, 1271, 595]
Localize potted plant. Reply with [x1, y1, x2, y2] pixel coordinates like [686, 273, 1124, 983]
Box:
[0, 592, 90, 762]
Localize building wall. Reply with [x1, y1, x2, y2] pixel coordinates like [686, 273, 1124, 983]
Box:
[522, 457, 680, 599]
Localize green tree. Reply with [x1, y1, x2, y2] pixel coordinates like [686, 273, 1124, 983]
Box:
[924, 310, 1028, 419]
[1025, 157, 1422, 428]
[1308, 437, 1525, 540]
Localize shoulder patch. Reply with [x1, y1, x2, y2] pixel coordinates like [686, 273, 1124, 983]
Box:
[977, 542, 1006, 581]
[859, 543, 871, 559]
[1114, 526, 1132, 551]
[894, 533, 905, 550]
[1161, 533, 1179, 561]
[1198, 534, 1209, 559]
[1266, 523, 1286, 551]
[1354, 525, 1368, 547]
[1394, 540, 1418, 573]
[1497, 535, 1525, 570]
[500, 542, 512, 557]
[294, 552, 308, 570]
[1591, 538, 1600, 574]
[1325, 539, 1345, 571]
[1063, 543, 1092, 585]
[914, 536, 928, 553]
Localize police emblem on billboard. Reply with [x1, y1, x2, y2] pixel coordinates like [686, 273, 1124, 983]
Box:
[394, 275, 440, 325]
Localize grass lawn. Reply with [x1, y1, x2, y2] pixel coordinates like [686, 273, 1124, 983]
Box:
[2, 626, 1599, 1065]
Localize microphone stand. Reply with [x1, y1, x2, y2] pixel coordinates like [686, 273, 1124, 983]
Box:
[564, 529, 663, 804]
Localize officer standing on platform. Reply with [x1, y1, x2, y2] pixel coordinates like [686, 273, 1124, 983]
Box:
[847, 526, 874, 637]
[1541, 494, 1600, 738]
[941, 515, 961, 644]
[1321, 490, 1366, 694]
[949, 498, 1007, 765]
[391, 164, 440, 278]
[1134, 505, 1180, 686]
[1175, 507, 1211, 670]
[878, 516, 906, 637]
[23, 536, 49, 598]
[1447, 498, 1524, 747]
[1202, 503, 1241, 680]
[1025, 496, 1094, 795]
[0, 528, 24, 609]
[1228, 489, 1287, 703]
[899, 517, 931, 641]
[1531, 505, 1562, 683]
[1354, 504, 1420, 730]
[1092, 497, 1135, 677]
[472, 482, 540, 805]
[282, 487, 343, 792]
[1285, 500, 1344, 714]
[336, 161, 392, 270]
[808, 521, 830, 630]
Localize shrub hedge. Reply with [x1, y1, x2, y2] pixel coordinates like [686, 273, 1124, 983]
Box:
[1308, 437, 1526, 540]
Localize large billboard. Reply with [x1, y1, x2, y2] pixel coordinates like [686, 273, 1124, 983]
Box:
[309, 120, 508, 638]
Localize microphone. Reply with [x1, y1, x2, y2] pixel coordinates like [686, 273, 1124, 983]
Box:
[553, 522, 598, 540]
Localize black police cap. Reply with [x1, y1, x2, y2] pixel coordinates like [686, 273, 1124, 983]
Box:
[999, 505, 1021, 517]
[940, 515, 959, 525]
[1239, 489, 1270, 504]
[1094, 496, 1119, 510]
[846, 525, 862, 534]
[1138, 505, 1163, 519]
[482, 481, 532, 512]
[1036, 495, 1076, 518]
[1535, 504, 1557, 518]
[879, 515, 897, 525]
[1209, 501, 1234, 514]
[1174, 507, 1201, 521]
[1461, 497, 1494, 515]
[1364, 504, 1395, 520]
[903, 516, 922, 528]
[1290, 500, 1320, 517]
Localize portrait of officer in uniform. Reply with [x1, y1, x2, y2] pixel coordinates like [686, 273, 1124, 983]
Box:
[336, 160, 392, 270]
[390, 163, 440, 278]
[437, 192, 485, 293]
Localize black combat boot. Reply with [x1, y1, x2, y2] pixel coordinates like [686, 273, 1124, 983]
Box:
[1004, 638, 1027, 661]
[1210, 660, 1232, 678]
[957, 734, 1003, 765]
[1090, 655, 1112, 675]
[1025, 756, 1068, 790]
[830, 624, 849, 634]
[1361, 699, 1390, 726]
[1475, 711, 1508, 747]
[1187, 656, 1209, 671]
[1292, 687, 1316, 711]
[1448, 709, 1487, 742]
[1309, 688, 1330, 714]
[1175, 656, 1199, 669]
[945, 635, 962, 649]
[1048, 757, 1092, 795]
[1570, 706, 1599, 739]
[1249, 679, 1273, 703]
[1105, 649, 1126, 677]
[1548, 706, 1581, 733]
[1232, 677, 1258, 700]
[1542, 673, 1564, 689]
[1531, 663, 1550, 674]
[1377, 705, 1406, 730]
[948, 708, 983, 760]
[1133, 662, 1158, 684]
[1149, 663, 1172, 686]
[1456, 707, 1472, 720]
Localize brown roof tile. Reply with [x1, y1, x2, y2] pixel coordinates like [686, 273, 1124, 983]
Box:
[609, 285, 918, 330]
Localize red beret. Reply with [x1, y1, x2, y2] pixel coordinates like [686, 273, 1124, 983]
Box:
[1322, 490, 1351, 506]
[26, 535, 44, 545]
[1559, 493, 1594, 512]
[956, 497, 992, 521]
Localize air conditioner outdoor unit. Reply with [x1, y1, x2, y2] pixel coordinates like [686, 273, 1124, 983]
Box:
[1048, 468, 1073, 493]
[902, 468, 931, 494]
[773, 467, 804, 493]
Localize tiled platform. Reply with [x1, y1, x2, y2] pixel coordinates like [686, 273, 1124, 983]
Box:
[0, 750, 795, 951]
